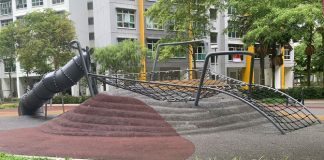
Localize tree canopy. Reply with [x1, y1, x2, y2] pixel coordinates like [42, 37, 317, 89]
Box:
[145, 0, 223, 60]
[14, 9, 76, 75]
[93, 40, 146, 74]
[228, 0, 323, 87]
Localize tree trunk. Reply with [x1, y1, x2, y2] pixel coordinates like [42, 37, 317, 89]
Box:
[260, 56, 265, 85]
[322, 63, 324, 87]
[322, 32, 324, 86]
[306, 54, 311, 87]
[8, 72, 12, 98]
[272, 61, 275, 88]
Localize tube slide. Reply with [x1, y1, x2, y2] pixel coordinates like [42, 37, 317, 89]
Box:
[18, 52, 89, 115]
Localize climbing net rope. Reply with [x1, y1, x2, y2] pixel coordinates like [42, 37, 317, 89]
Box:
[90, 69, 320, 133]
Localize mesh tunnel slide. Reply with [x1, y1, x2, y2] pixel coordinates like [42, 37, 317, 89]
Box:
[18, 48, 90, 115]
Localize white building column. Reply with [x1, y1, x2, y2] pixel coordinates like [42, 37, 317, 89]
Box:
[285, 67, 294, 88]
[16, 59, 21, 98]
[71, 83, 80, 96]
[274, 66, 281, 89]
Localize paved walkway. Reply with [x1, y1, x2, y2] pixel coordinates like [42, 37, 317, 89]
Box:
[0, 100, 324, 160]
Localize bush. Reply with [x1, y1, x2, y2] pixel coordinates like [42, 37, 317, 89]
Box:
[0, 103, 18, 109]
[250, 87, 324, 100]
[52, 95, 90, 104]
[3, 97, 19, 103]
[284, 87, 324, 99]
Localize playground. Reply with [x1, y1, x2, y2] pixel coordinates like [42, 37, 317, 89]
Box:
[0, 41, 324, 159]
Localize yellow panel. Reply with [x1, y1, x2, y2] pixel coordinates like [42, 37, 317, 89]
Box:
[242, 45, 254, 83]
[138, 0, 146, 80]
[281, 47, 285, 89]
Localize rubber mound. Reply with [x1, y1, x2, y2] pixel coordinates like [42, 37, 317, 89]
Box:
[0, 93, 195, 160]
[39, 93, 178, 137]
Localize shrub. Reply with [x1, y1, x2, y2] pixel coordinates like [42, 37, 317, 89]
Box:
[284, 87, 324, 99]
[52, 95, 90, 104]
[0, 103, 18, 109]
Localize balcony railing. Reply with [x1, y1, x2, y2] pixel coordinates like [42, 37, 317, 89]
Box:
[0, 1, 12, 16]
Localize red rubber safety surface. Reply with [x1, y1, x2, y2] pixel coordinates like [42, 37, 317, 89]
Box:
[0, 93, 195, 160]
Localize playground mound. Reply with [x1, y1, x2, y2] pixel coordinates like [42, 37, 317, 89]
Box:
[0, 93, 194, 160]
[39, 93, 179, 137]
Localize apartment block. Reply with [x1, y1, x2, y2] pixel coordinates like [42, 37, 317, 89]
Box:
[0, 0, 91, 98]
[0, 0, 294, 98]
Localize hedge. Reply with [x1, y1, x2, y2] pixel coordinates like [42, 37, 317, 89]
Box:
[52, 95, 90, 104]
[283, 87, 324, 100]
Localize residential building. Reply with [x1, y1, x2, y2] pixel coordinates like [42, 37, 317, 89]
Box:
[0, 0, 294, 98]
[0, 0, 92, 98]
[93, 0, 294, 90]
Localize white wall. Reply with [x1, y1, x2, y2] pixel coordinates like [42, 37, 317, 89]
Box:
[69, 0, 89, 47]
[285, 67, 294, 88]
[93, 0, 112, 47]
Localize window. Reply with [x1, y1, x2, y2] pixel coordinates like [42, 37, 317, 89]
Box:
[210, 32, 217, 44]
[52, 0, 64, 4]
[16, 0, 27, 9]
[0, 1, 11, 15]
[32, 0, 43, 7]
[228, 21, 242, 38]
[89, 32, 95, 40]
[117, 8, 135, 29]
[4, 58, 16, 73]
[194, 45, 205, 61]
[284, 49, 290, 60]
[209, 8, 217, 20]
[87, 2, 93, 10]
[228, 6, 236, 15]
[146, 17, 163, 30]
[88, 17, 94, 25]
[146, 39, 159, 58]
[117, 38, 135, 43]
[167, 20, 177, 31]
[1, 19, 12, 26]
[228, 44, 244, 61]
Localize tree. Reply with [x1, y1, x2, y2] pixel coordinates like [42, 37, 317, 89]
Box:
[93, 40, 146, 75]
[228, 0, 297, 86]
[145, 0, 223, 60]
[273, 1, 323, 86]
[0, 22, 17, 97]
[295, 34, 324, 86]
[15, 9, 76, 76]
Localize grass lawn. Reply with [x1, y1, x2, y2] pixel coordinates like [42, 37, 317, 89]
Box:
[0, 153, 49, 160]
[0, 153, 72, 160]
[260, 98, 286, 104]
[0, 103, 18, 109]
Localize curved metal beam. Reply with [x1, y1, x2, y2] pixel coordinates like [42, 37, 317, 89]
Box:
[151, 40, 208, 81]
[195, 51, 255, 106]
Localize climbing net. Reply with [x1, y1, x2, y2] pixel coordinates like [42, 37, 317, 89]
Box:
[91, 69, 320, 134]
[205, 72, 320, 133]
[91, 69, 216, 102]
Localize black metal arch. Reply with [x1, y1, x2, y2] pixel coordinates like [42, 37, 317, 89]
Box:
[73, 41, 321, 134]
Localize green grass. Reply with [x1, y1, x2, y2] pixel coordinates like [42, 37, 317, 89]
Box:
[260, 98, 286, 104]
[0, 153, 49, 160]
[0, 153, 73, 160]
[194, 156, 289, 160]
[0, 103, 18, 109]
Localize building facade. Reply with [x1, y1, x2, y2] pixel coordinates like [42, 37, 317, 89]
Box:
[0, 0, 92, 98]
[92, 0, 294, 89]
[0, 0, 294, 98]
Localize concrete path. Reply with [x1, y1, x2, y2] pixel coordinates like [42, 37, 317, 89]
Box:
[0, 101, 324, 160]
